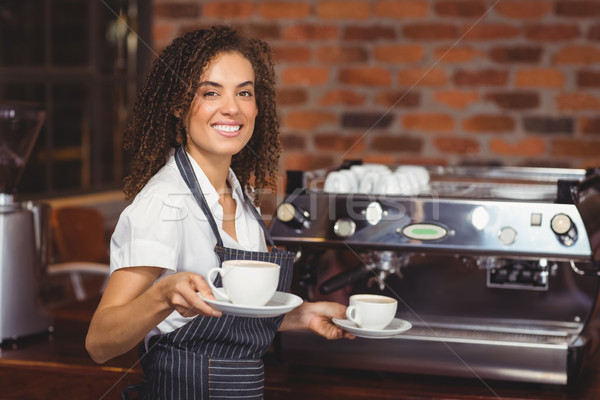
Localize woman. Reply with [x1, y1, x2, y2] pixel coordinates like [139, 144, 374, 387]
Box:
[85, 26, 352, 399]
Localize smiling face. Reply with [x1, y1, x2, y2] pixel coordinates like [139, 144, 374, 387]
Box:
[184, 51, 258, 170]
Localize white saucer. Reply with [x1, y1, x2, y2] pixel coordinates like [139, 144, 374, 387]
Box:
[491, 185, 555, 200]
[332, 317, 412, 339]
[200, 291, 303, 318]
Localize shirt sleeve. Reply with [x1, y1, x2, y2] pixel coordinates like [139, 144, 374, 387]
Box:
[110, 192, 183, 273]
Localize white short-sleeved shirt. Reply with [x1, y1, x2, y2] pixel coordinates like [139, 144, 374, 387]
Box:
[110, 150, 268, 341]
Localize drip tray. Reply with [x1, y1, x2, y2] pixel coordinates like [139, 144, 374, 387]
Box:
[404, 325, 572, 347]
[281, 325, 586, 385]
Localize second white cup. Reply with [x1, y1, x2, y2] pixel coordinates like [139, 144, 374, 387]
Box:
[207, 260, 280, 307]
[346, 294, 397, 330]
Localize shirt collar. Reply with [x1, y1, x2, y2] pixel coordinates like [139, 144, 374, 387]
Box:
[184, 150, 246, 209]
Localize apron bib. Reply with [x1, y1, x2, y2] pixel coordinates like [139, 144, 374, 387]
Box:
[135, 147, 295, 399]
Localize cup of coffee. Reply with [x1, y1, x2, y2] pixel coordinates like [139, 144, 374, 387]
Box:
[207, 260, 280, 306]
[346, 294, 397, 330]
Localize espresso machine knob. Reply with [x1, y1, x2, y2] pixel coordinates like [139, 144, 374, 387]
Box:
[333, 218, 356, 238]
[276, 202, 309, 228]
[550, 213, 577, 246]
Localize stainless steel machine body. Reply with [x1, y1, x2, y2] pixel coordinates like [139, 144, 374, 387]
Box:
[269, 163, 600, 385]
[0, 196, 52, 342]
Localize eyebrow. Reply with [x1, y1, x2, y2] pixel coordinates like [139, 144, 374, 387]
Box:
[198, 80, 254, 88]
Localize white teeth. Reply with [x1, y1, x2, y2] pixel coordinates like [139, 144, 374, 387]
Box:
[213, 124, 241, 133]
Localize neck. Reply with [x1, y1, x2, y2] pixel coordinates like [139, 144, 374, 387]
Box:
[185, 147, 232, 194]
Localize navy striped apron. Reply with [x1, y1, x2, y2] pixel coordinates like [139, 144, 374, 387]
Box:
[134, 147, 295, 399]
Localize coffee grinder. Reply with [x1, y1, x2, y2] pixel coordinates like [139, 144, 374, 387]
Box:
[0, 103, 53, 342]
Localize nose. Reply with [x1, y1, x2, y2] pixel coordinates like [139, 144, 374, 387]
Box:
[220, 94, 240, 116]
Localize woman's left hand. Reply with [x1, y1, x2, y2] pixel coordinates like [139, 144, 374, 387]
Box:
[280, 301, 355, 340]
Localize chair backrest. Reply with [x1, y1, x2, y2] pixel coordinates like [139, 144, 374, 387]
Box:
[51, 206, 109, 264]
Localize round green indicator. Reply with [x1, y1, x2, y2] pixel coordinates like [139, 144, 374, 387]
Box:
[402, 223, 447, 240]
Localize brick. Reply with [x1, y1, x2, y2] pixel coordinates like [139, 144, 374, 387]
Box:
[284, 153, 335, 171]
[490, 46, 543, 63]
[341, 113, 394, 129]
[272, 46, 311, 63]
[318, 1, 371, 20]
[434, 90, 479, 109]
[154, 3, 201, 18]
[339, 67, 391, 86]
[515, 69, 564, 88]
[396, 156, 449, 165]
[277, 88, 308, 106]
[317, 46, 369, 63]
[282, 67, 329, 85]
[495, 0, 552, 19]
[555, 1, 600, 17]
[371, 135, 423, 153]
[285, 111, 337, 130]
[590, 24, 600, 40]
[202, 2, 254, 18]
[374, 1, 429, 18]
[397, 68, 447, 86]
[403, 23, 458, 40]
[523, 117, 574, 134]
[258, 2, 311, 19]
[554, 45, 600, 65]
[314, 133, 366, 153]
[490, 137, 546, 156]
[434, 1, 487, 17]
[152, 23, 173, 44]
[362, 154, 396, 164]
[403, 113, 454, 132]
[580, 117, 600, 134]
[461, 23, 520, 40]
[454, 69, 508, 86]
[244, 24, 281, 40]
[433, 46, 485, 63]
[524, 24, 580, 41]
[342, 26, 396, 41]
[434, 137, 479, 154]
[578, 70, 600, 87]
[462, 115, 516, 133]
[319, 90, 366, 106]
[283, 24, 339, 41]
[374, 91, 421, 108]
[556, 92, 600, 111]
[552, 139, 600, 157]
[485, 92, 539, 110]
[280, 134, 307, 150]
[374, 45, 424, 63]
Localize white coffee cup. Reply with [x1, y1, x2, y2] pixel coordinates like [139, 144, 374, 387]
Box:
[207, 260, 280, 306]
[346, 294, 397, 330]
[324, 170, 356, 193]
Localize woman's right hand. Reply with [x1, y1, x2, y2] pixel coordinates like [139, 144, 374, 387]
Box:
[157, 271, 223, 318]
[86, 267, 221, 364]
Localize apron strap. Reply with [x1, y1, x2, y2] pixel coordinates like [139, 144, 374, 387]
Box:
[243, 193, 276, 247]
[174, 146, 275, 248]
[175, 146, 224, 247]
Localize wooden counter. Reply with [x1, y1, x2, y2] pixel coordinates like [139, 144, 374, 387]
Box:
[2, 299, 600, 400]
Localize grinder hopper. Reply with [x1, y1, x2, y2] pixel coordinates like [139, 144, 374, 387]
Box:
[0, 104, 45, 196]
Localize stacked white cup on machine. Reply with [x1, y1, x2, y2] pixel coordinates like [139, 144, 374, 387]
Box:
[324, 163, 430, 196]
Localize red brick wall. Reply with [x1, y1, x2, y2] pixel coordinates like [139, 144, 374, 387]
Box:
[152, 0, 600, 176]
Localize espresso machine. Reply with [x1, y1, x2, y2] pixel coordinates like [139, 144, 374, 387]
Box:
[270, 162, 600, 385]
[0, 103, 53, 343]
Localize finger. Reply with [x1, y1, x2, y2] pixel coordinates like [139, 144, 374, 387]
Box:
[179, 280, 222, 317]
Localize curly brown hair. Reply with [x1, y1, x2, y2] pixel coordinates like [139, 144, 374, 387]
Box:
[123, 26, 280, 204]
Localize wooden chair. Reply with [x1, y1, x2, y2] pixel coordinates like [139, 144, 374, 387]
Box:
[48, 206, 111, 301]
